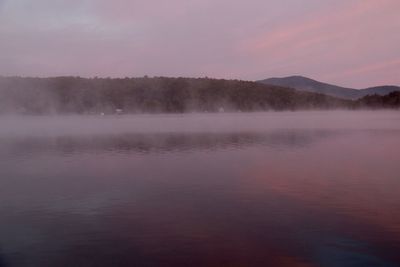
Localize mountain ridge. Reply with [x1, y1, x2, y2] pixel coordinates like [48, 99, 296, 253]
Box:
[258, 76, 400, 100]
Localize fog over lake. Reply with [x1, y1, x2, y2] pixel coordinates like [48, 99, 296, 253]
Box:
[1, 111, 400, 266]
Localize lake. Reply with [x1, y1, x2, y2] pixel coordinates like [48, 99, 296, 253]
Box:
[0, 111, 400, 267]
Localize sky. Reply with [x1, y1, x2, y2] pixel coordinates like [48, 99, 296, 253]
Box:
[0, 0, 399, 88]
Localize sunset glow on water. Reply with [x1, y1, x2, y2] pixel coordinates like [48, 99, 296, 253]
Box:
[1, 112, 400, 266]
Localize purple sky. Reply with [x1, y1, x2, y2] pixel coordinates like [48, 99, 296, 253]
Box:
[0, 0, 399, 88]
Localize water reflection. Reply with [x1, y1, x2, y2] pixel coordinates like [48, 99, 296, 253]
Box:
[0, 114, 400, 266]
[0, 130, 344, 157]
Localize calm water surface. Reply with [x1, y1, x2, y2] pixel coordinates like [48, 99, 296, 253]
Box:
[0, 111, 400, 267]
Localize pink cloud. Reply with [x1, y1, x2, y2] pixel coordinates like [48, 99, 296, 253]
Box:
[0, 0, 399, 87]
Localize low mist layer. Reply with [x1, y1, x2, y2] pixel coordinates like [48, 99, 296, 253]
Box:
[1, 111, 399, 138]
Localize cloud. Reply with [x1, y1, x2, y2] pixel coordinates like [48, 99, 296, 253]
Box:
[322, 59, 400, 87]
[237, 0, 400, 86]
[0, 0, 399, 87]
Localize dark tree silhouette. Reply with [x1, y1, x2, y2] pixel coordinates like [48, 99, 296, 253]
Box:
[0, 76, 398, 115]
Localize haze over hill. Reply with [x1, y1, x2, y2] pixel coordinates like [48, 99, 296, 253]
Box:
[0, 76, 399, 115]
[258, 76, 400, 100]
[0, 76, 351, 114]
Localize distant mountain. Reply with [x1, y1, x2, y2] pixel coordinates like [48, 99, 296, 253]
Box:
[258, 76, 400, 100]
[362, 86, 400, 97]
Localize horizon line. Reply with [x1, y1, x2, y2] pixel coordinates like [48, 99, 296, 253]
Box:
[1, 74, 399, 89]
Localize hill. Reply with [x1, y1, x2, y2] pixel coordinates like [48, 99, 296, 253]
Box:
[361, 86, 400, 97]
[258, 76, 400, 100]
[0, 76, 350, 114]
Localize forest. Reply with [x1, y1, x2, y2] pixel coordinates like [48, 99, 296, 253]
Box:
[0, 76, 398, 114]
[356, 91, 400, 109]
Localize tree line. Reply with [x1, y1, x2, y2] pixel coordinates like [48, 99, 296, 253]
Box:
[0, 76, 398, 114]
